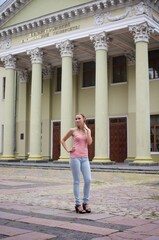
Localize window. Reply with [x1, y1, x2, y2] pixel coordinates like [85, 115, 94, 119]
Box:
[150, 115, 159, 152]
[113, 56, 127, 83]
[149, 50, 159, 79]
[83, 61, 95, 87]
[2, 77, 6, 99]
[56, 67, 61, 92]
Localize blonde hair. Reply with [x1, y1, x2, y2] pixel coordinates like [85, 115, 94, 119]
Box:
[76, 113, 86, 123]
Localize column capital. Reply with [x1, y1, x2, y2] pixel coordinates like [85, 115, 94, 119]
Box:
[125, 50, 135, 65]
[129, 22, 154, 43]
[27, 48, 43, 64]
[90, 32, 109, 50]
[73, 59, 80, 75]
[1, 54, 16, 69]
[18, 69, 29, 83]
[42, 65, 52, 80]
[56, 40, 74, 57]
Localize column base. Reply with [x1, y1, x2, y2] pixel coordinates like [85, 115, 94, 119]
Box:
[129, 158, 158, 166]
[124, 157, 135, 164]
[16, 156, 28, 160]
[27, 155, 44, 162]
[0, 155, 16, 161]
[92, 157, 114, 164]
[58, 156, 69, 161]
[42, 156, 50, 161]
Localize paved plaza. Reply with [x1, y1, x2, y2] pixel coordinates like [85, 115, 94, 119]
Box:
[0, 166, 159, 239]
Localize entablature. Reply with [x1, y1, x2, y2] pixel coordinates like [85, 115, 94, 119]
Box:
[0, 0, 159, 39]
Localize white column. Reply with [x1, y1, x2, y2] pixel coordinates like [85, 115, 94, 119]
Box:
[56, 40, 74, 161]
[27, 48, 43, 161]
[90, 32, 111, 162]
[17, 70, 28, 159]
[129, 22, 155, 164]
[0, 55, 16, 160]
[72, 59, 79, 117]
[42, 65, 52, 160]
[125, 51, 136, 162]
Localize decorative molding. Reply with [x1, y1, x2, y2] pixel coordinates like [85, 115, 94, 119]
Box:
[152, 11, 159, 23]
[94, 2, 157, 26]
[1, 54, 16, 69]
[124, 50, 135, 65]
[42, 65, 52, 80]
[18, 69, 29, 83]
[0, 38, 11, 49]
[94, 13, 105, 25]
[0, 0, 106, 37]
[0, 0, 32, 27]
[134, 2, 151, 17]
[0, 0, 149, 38]
[56, 40, 74, 57]
[27, 48, 43, 64]
[129, 22, 155, 43]
[90, 32, 109, 50]
[106, 7, 131, 22]
[73, 59, 80, 75]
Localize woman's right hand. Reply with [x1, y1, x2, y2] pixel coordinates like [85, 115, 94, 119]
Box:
[68, 147, 75, 153]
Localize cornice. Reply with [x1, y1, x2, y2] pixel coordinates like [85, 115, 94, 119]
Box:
[0, 0, 136, 38]
[0, 0, 32, 27]
[0, 14, 152, 58]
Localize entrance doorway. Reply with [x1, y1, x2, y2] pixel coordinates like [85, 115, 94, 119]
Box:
[109, 117, 127, 162]
[52, 122, 60, 160]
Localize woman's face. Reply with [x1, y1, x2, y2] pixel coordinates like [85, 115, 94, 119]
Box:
[75, 114, 85, 128]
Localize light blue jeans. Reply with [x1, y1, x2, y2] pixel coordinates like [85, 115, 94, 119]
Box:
[69, 157, 91, 206]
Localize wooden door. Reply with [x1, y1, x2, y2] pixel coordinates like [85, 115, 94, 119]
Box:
[109, 118, 127, 162]
[52, 122, 60, 160]
[87, 119, 95, 161]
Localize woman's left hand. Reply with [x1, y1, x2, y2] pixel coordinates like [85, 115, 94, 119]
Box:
[84, 124, 90, 133]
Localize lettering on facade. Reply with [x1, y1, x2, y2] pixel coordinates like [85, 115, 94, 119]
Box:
[21, 23, 80, 43]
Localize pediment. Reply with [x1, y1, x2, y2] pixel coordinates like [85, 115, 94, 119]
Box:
[0, 0, 92, 28]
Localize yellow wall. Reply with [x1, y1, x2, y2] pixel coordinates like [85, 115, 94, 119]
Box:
[150, 80, 159, 114]
[0, 68, 5, 155]
[0, 68, 5, 124]
[150, 80, 159, 162]
[109, 84, 128, 116]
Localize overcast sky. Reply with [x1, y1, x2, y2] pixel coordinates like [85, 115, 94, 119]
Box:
[0, 0, 6, 6]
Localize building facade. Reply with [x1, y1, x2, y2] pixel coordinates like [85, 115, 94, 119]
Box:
[0, 0, 159, 164]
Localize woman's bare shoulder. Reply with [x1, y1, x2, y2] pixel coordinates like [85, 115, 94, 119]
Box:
[66, 128, 76, 134]
[70, 127, 76, 132]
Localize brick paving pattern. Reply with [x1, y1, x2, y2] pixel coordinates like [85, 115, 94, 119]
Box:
[0, 166, 159, 239]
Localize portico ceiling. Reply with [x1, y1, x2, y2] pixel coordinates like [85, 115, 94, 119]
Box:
[8, 28, 159, 71]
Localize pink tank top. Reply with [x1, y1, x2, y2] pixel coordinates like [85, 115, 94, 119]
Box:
[70, 131, 88, 158]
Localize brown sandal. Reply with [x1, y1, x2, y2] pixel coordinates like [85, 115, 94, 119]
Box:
[75, 205, 86, 214]
[83, 203, 91, 213]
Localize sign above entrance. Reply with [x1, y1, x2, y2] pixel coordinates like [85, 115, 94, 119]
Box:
[21, 23, 80, 44]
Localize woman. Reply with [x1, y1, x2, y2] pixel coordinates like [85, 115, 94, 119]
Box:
[61, 113, 92, 214]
